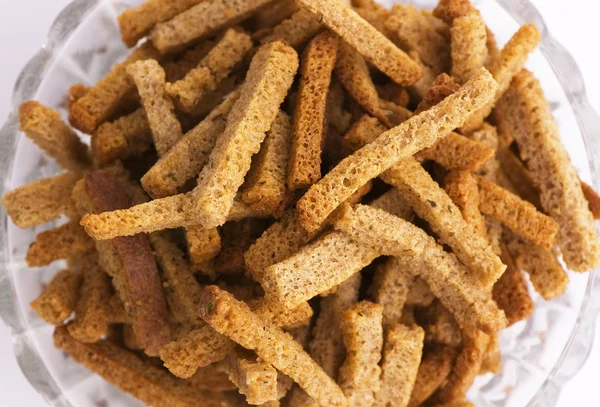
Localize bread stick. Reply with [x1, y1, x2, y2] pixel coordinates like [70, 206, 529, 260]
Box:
[19, 101, 90, 171]
[67, 83, 89, 110]
[185, 227, 221, 273]
[141, 89, 240, 198]
[253, 0, 299, 29]
[243, 110, 293, 214]
[451, 12, 487, 84]
[226, 350, 278, 405]
[69, 43, 162, 134]
[288, 31, 339, 190]
[433, 0, 475, 24]
[408, 345, 458, 407]
[415, 73, 460, 114]
[405, 278, 435, 307]
[369, 258, 414, 328]
[417, 132, 494, 172]
[479, 333, 502, 375]
[581, 181, 600, 220]
[353, 1, 391, 37]
[26, 220, 94, 267]
[214, 219, 269, 275]
[408, 51, 437, 102]
[498, 69, 600, 271]
[260, 9, 323, 50]
[297, 68, 498, 232]
[199, 286, 348, 407]
[166, 29, 252, 114]
[30, 269, 82, 324]
[445, 171, 488, 239]
[422, 301, 462, 347]
[297, 0, 422, 86]
[3, 171, 80, 228]
[151, 0, 272, 54]
[338, 301, 384, 407]
[369, 188, 414, 220]
[185, 363, 236, 392]
[128, 59, 183, 157]
[374, 324, 424, 407]
[118, 0, 204, 47]
[188, 41, 298, 229]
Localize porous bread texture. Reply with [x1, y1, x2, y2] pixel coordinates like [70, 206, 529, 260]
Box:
[117, 0, 203, 47]
[2, 171, 80, 228]
[408, 346, 458, 407]
[141, 89, 240, 198]
[297, 68, 498, 232]
[151, 0, 272, 53]
[185, 227, 222, 271]
[369, 258, 414, 328]
[260, 8, 323, 50]
[69, 43, 162, 134]
[226, 351, 278, 405]
[19, 101, 90, 171]
[417, 132, 493, 172]
[199, 286, 347, 407]
[30, 269, 82, 325]
[288, 31, 339, 191]
[127, 59, 183, 157]
[451, 12, 488, 84]
[445, 171, 488, 239]
[188, 41, 299, 229]
[26, 221, 94, 267]
[498, 69, 600, 271]
[296, 0, 422, 85]
[374, 324, 424, 407]
[338, 301, 384, 407]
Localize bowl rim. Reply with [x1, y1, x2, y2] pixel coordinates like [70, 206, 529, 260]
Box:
[1, 0, 599, 406]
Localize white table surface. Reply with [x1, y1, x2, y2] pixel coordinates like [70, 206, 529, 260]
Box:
[1, 1, 600, 406]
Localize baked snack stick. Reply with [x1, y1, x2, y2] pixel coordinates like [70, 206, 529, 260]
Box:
[297, 68, 498, 232]
[214, 218, 269, 275]
[25, 220, 94, 267]
[422, 300, 462, 347]
[69, 42, 162, 134]
[68, 255, 112, 343]
[479, 333, 502, 375]
[160, 300, 313, 378]
[405, 278, 436, 307]
[260, 8, 323, 50]
[199, 286, 348, 407]
[476, 176, 559, 250]
[338, 301, 384, 407]
[30, 269, 82, 324]
[185, 363, 236, 392]
[433, 330, 489, 404]
[450, 12, 487, 84]
[243, 110, 293, 215]
[186, 227, 222, 274]
[296, 0, 421, 86]
[118, 0, 203, 47]
[343, 120, 504, 288]
[2, 171, 80, 228]
[415, 72, 460, 114]
[335, 41, 391, 128]
[461, 24, 541, 133]
[373, 324, 424, 407]
[151, 0, 273, 54]
[74, 169, 171, 355]
[288, 31, 339, 191]
[581, 181, 600, 220]
[445, 171, 488, 239]
[408, 345, 458, 407]
[166, 29, 252, 114]
[188, 41, 299, 229]
[504, 232, 568, 300]
[253, 0, 299, 29]
[226, 350, 279, 405]
[128, 59, 183, 157]
[335, 204, 507, 334]
[92, 108, 153, 166]
[499, 70, 600, 271]
[495, 147, 541, 207]
[19, 101, 90, 171]
[385, 4, 450, 74]
[141, 89, 240, 198]
[369, 258, 414, 328]
[54, 326, 241, 407]
[433, 0, 476, 24]
[80, 192, 261, 239]
[67, 83, 89, 110]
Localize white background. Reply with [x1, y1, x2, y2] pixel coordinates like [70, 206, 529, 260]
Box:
[1, 1, 600, 406]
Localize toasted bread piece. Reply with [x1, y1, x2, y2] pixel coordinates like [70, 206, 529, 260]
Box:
[188, 41, 298, 229]
[385, 4, 450, 74]
[477, 176, 559, 250]
[369, 188, 414, 220]
[369, 258, 414, 328]
[199, 286, 347, 407]
[128, 59, 182, 157]
[19, 101, 90, 170]
[417, 132, 493, 172]
[479, 333, 502, 375]
[253, 0, 299, 29]
[374, 324, 424, 407]
[226, 350, 278, 405]
[3, 171, 80, 228]
[408, 345, 458, 407]
[30, 269, 82, 324]
[214, 219, 269, 275]
[445, 171, 488, 239]
[422, 301, 462, 347]
[54, 326, 239, 407]
[69, 43, 162, 134]
[433, 0, 475, 24]
[260, 8, 323, 50]
[288, 31, 339, 190]
[185, 363, 236, 392]
[151, 0, 272, 53]
[297, 69, 497, 232]
[67, 83, 89, 110]
[496, 147, 541, 208]
[498, 69, 600, 271]
[243, 110, 293, 214]
[141, 89, 240, 198]
[415, 73, 460, 114]
[353, 0, 392, 36]
[338, 301, 384, 407]
[405, 278, 435, 307]
[26, 221, 94, 267]
[297, 0, 422, 85]
[185, 227, 221, 274]
[581, 181, 600, 220]
[451, 12, 487, 84]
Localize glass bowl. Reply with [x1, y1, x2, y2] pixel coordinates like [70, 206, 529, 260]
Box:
[1, 0, 599, 406]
